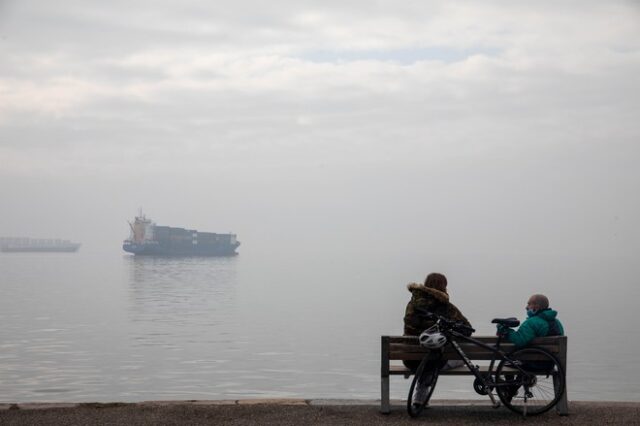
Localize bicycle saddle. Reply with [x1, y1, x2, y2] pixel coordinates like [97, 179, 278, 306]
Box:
[491, 317, 520, 327]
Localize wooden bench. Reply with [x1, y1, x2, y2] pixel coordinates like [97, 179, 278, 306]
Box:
[381, 335, 568, 415]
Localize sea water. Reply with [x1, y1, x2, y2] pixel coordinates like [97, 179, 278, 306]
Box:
[1, 247, 638, 402]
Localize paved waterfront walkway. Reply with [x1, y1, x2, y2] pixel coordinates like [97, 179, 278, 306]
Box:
[1, 399, 639, 425]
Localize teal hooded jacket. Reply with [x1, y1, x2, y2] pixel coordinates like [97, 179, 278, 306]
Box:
[505, 309, 564, 348]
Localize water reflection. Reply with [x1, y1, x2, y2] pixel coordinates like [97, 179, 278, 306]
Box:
[117, 255, 247, 400]
[125, 255, 238, 326]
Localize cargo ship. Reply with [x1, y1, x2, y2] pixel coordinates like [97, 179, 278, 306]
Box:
[122, 213, 240, 256]
[0, 237, 81, 253]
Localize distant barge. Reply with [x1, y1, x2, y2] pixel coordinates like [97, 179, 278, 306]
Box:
[0, 237, 81, 253]
[122, 213, 240, 256]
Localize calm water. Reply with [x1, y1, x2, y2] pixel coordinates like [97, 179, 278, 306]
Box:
[1, 248, 639, 402]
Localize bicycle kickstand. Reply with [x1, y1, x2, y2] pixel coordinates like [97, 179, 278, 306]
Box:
[487, 390, 501, 409]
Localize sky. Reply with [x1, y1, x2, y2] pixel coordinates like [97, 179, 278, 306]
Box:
[0, 1, 639, 257]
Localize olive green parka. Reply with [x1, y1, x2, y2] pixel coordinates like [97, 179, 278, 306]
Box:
[403, 283, 472, 336]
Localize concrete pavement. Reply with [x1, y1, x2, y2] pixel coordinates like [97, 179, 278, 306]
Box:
[1, 399, 639, 425]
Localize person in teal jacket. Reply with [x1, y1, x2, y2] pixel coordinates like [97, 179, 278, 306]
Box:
[498, 294, 564, 347]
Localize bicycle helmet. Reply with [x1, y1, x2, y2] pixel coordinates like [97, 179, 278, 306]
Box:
[419, 330, 447, 349]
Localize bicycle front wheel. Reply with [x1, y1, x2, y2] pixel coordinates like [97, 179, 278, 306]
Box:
[407, 357, 439, 418]
[495, 347, 565, 416]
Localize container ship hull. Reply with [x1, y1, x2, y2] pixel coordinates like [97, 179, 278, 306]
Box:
[2, 246, 80, 253]
[122, 241, 238, 256]
[123, 215, 240, 257]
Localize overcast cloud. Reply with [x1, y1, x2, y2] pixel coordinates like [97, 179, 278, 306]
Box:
[0, 1, 639, 256]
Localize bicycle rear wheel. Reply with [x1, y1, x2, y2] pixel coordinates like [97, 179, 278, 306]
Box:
[407, 357, 439, 418]
[495, 347, 565, 416]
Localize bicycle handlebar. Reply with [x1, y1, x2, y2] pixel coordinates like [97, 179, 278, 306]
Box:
[416, 308, 476, 334]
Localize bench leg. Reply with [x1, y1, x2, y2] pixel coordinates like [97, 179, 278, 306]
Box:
[381, 336, 391, 414]
[554, 374, 569, 416]
[381, 375, 390, 414]
[555, 337, 569, 415]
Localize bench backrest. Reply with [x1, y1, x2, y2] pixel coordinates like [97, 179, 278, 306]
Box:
[383, 335, 567, 362]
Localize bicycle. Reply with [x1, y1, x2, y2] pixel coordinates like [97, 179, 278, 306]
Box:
[407, 310, 565, 418]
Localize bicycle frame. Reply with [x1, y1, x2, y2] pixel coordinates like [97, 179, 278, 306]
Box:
[441, 329, 533, 406]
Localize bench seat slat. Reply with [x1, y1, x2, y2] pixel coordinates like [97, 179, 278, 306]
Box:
[389, 365, 519, 376]
[389, 347, 560, 354]
[390, 350, 560, 361]
[389, 352, 558, 361]
[389, 343, 561, 353]
[389, 335, 562, 345]
[389, 347, 560, 361]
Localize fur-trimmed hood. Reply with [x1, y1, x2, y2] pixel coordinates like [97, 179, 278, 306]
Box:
[403, 282, 471, 337]
[407, 283, 449, 303]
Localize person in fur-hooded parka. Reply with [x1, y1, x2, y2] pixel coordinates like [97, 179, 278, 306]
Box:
[403, 272, 472, 336]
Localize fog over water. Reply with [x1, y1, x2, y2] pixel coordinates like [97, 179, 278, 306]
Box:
[1, 0, 639, 403]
